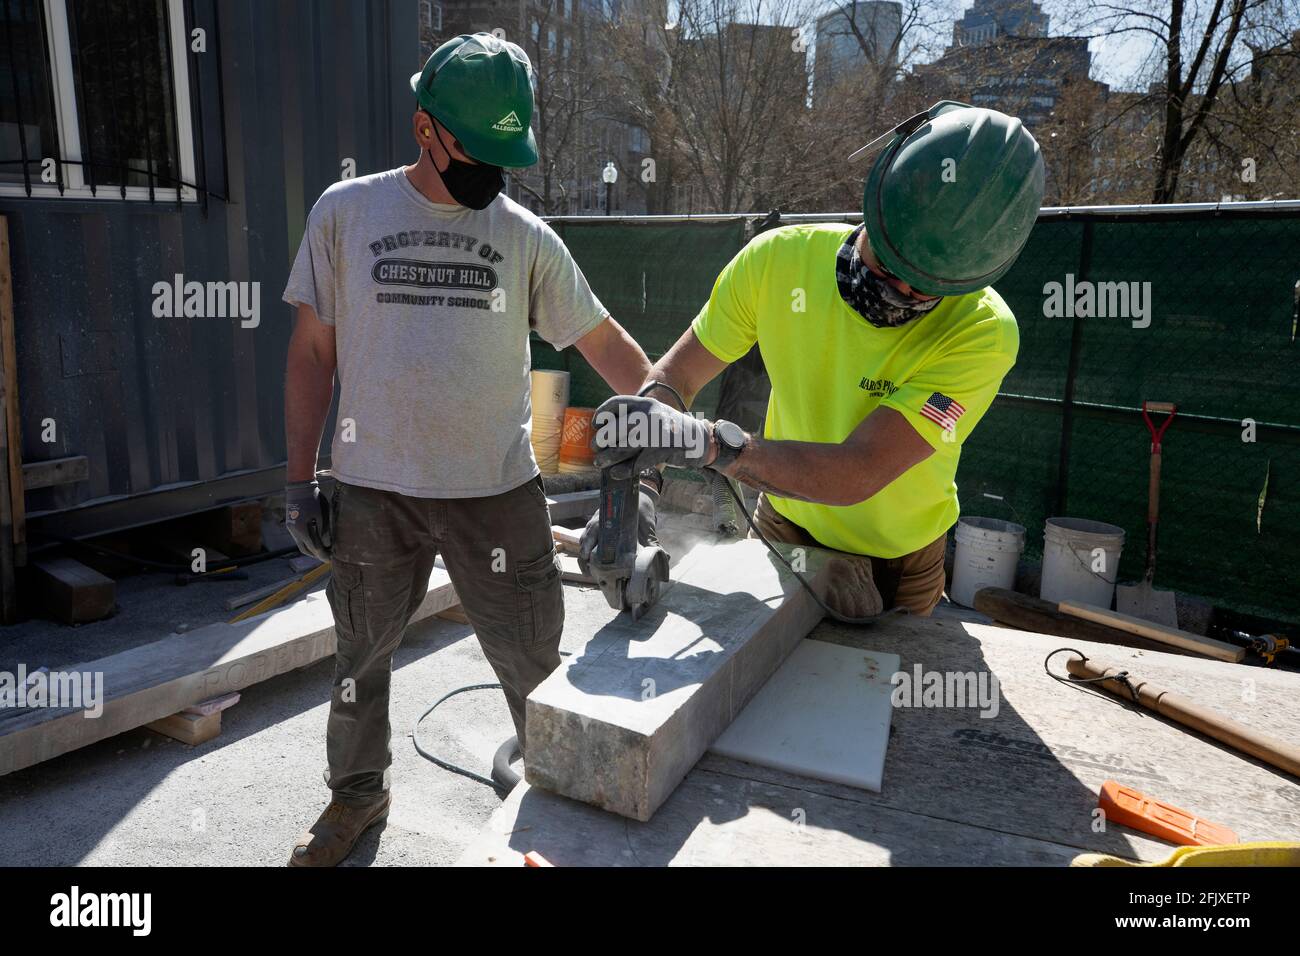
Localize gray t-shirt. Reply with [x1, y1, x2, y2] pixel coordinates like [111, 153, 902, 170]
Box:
[283, 168, 608, 497]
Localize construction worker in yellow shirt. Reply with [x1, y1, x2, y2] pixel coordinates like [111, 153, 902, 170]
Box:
[584, 102, 1045, 618]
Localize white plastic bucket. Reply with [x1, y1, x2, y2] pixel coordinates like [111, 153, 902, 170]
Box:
[529, 370, 570, 474]
[1040, 517, 1126, 607]
[951, 517, 1026, 607]
[530, 369, 570, 418]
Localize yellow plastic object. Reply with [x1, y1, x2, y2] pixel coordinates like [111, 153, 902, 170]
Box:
[1071, 842, 1300, 867]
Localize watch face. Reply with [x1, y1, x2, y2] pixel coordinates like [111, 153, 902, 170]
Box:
[717, 421, 745, 450]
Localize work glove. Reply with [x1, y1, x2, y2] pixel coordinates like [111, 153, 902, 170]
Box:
[591, 395, 715, 473]
[578, 485, 661, 565]
[285, 480, 333, 562]
[822, 556, 884, 620]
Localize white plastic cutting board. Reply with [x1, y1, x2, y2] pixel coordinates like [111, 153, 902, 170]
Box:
[710, 639, 900, 792]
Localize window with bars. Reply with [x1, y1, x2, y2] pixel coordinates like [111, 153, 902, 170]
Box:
[1, 0, 200, 201]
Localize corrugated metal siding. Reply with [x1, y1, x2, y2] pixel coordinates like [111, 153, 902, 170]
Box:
[1, 0, 418, 535]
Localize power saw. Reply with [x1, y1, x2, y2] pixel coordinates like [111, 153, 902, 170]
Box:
[579, 458, 669, 621]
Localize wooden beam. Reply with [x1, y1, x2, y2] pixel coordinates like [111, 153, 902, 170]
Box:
[194, 502, 263, 557]
[973, 587, 1199, 657]
[0, 567, 457, 776]
[30, 555, 115, 625]
[21, 455, 89, 490]
[147, 710, 222, 746]
[524, 535, 831, 821]
[1057, 600, 1245, 663]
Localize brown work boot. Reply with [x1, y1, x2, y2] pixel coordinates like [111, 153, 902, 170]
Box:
[288, 793, 391, 867]
[822, 556, 884, 620]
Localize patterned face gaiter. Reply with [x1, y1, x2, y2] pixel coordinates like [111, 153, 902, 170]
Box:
[836, 226, 942, 328]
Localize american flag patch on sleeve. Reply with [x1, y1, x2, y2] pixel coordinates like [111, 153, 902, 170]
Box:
[919, 392, 966, 431]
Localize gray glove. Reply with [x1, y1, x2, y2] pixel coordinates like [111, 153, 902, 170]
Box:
[285, 480, 333, 562]
[591, 395, 714, 472]
[578, 485, 661, 564]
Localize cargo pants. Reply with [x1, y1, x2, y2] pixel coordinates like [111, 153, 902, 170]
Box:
[324, 475, 564, 805]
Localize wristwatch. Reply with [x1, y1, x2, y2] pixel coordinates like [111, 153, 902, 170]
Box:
[710, 419, 747, 471]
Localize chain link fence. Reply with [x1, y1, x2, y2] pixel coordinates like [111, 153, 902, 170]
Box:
[532, 204, 1300, 624]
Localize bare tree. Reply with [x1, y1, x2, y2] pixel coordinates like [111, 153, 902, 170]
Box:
[512, 2, 616, 214]
[1069, 0, 1300, 201]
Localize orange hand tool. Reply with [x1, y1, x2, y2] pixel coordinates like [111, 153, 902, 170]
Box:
[1099, 780, 1238, 846]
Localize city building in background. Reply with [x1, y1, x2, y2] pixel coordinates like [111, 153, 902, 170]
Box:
[951, 0, 1048, 46]
[813, 2, 903, 106]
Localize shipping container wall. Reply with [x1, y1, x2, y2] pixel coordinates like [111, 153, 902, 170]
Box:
[0, 0, 419, 537]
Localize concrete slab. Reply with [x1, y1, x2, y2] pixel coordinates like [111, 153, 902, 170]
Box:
[524, 535, 832, 821]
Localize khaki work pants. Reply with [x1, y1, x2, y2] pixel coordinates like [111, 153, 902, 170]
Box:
[750, 493, 947, 616]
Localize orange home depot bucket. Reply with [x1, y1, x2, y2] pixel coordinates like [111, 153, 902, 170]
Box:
[559, 407, 597, 470]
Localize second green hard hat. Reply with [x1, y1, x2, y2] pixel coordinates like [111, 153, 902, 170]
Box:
[862, 101, 1045, 296]
[409, 33, 538, 168]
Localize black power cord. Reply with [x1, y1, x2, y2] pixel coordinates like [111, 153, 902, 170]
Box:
[412, 683, 516, 795]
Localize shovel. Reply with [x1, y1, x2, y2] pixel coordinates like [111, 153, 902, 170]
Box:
[1116, 401, 1179, 626]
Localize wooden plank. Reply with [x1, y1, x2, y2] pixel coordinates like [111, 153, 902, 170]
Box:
[20, 455, 89, 491]
[147, 710, 222, 746]
[30, 555, 115, 624]
[0, 217, 23, 568]
[973, 587, 1199, 656]
[0, 568, 457, 776]
[194, 502, 263, 556]
[524, 536, 832, 821]
[1058, 600, 1245, 662]
[551, 525, 581, 554]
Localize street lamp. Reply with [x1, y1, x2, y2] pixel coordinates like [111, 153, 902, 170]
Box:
[602, 161, 618, 216]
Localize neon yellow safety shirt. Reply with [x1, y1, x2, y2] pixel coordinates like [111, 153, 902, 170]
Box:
[691, 223, 1019, 558]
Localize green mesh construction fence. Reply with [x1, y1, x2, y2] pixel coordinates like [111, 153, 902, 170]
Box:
[530, 218, 748, 417]
[536, 208, 1300, 623]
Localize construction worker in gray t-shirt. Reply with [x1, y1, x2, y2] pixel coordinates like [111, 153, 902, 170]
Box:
[281, 33, 655, 867]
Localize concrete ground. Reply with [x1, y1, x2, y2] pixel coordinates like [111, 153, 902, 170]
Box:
[0, 562, 618, 867]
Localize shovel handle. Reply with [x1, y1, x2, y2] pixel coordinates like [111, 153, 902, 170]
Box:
[1148, 446, 1162, 526]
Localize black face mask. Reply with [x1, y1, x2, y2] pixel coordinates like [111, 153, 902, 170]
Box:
[430, 122, 504, 210]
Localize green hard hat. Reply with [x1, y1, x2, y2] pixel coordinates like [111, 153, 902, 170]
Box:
[862, 101, 1044, 296]
[409, 33, 538, 168]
